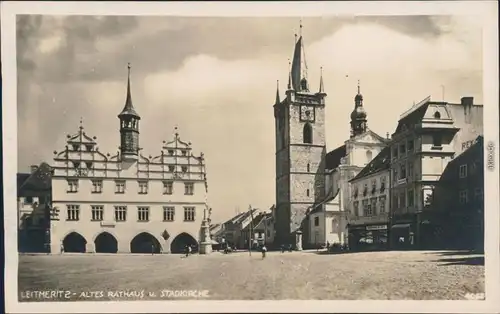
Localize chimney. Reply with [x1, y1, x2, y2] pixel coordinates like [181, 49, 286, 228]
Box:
[461, 96, 474, 107]
[30, 165, 39, 173]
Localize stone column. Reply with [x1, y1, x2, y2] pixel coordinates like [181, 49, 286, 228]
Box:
[86, 242, 95, 254]
[296, 231, 303, 251]
[199, 219, 212, 255]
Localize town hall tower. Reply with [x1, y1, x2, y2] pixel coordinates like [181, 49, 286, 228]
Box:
[274, 26, 327, 249]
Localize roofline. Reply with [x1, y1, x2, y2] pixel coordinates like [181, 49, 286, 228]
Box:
[349, 167, 390, 183]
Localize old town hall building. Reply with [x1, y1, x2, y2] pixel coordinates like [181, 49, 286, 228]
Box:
[49, 64, 209, 254]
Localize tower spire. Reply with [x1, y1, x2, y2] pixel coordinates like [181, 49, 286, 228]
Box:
[275, 80, 280, 105]
[118, 62, 140, 119]
[357, 79, 361, 95]
[287, 59, 293, 91]
[318, 67, 325, 94]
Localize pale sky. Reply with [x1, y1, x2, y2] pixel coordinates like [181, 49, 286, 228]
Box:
[17, 15, 483, 223]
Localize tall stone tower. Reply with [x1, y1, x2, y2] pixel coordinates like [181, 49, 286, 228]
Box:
[274, 27, 327, 249]
[350, 80, 368, 138]
[118, 63, 141, 161]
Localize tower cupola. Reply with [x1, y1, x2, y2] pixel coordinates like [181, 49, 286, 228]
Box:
[350, 80, 368, 137]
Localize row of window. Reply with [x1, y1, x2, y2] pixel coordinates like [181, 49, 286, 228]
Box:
[69, 144, 191, 158]
[393, 161, 415, 182]
[68, 179, 195, 195]
[353, 197, 387, 217]
[352, 176, 388, 198]
[459, 163, 479, 178]
[68, 162, 194, 173]
[458, 188, 483, 204]
[65, 205, 196, 222]
[392, 139, 416, 160]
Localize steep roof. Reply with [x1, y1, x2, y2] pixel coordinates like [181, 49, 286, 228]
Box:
[439, 135, 483, 183]
[242, 213, 268, 232]
[325, 144, 346, 170]
[118, 64, 140, 119]
[350, 146, 391, 182]
[18, 162, 53, 196]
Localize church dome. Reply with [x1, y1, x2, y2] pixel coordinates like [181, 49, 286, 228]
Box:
[351, 105, 367, 120]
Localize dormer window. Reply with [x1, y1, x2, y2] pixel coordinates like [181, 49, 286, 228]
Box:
[72, 144, 79, 151]
[434, 111, 441, 119]
[85, 144, 93, 152]
[168, 150, 174, 156]
[181, 150, 187, 156]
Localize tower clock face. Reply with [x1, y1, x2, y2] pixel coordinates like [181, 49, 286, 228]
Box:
[300, 106, 315, 122]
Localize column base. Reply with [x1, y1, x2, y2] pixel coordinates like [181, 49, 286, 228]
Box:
[199, 242, 212, 255]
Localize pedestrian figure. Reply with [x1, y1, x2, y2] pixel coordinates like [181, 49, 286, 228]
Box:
[151, 243, 155, 255]
[280, 244, 285, 253]
[60, 242, 64, 255]
[326, 241, 331, 251]
[261, 245, 267, 259]
[288, 244, 293, 252]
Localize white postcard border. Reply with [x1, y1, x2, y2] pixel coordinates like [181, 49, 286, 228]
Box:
[2, 1, 499, 313]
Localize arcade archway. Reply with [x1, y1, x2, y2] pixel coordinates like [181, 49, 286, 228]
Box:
[170, 233, 198, 254]
[130, 232, 161, 254]
[94, 232, 118, 253]
[62, 232, 87, 253]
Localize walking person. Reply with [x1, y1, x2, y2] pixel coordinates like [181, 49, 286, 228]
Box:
[261, 244, 267, 259]
[151, 243, 155, 255]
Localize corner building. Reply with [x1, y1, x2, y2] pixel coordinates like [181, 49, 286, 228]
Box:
[50, 65, 209, 254]
[274, 32, 327, 249]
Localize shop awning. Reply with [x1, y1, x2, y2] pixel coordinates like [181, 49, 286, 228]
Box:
[391, 223, 411, 229]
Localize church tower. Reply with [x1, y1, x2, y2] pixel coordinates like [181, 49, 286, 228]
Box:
[118, 63, 141, 161]
[274, 24, 327, 249]
[350, 80, 368, 137]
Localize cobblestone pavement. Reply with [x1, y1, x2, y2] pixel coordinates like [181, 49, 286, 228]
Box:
[18, 250, 484, 301]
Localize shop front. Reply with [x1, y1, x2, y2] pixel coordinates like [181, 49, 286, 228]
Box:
[348, 223, 389, 252]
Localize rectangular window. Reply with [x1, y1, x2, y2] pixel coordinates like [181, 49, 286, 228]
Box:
[364, 204, 373, 216]
[66, 205, 80, 221]
[400, 164, 407, 179]
[393, 168, 398, 182]
[459, 190, 468, 204]
[399, 144, 406, 155]
[474, 188, 483, 202]
[181, 150, 187, 156]
[24, 196, 33, 204]
[459, 165, 468, 178]
[408, 140, 414, 152]
[115, 180, 126, 194]
[408, 190, 414, 206]
[400, 192, 406, 209]
[138, 207, 150, 222]
[181, 166, 188, 173]
[433, 134, 442, 147]
[371, 180, 377, 194]
[393, 195, 399, 210]
[114, 206, 127, 222]
[168, 165, 175, 172]
[168, 150, 174, 156]
[408, 162, 414, 178]
[184, 207, 196, 221]
[353, 201, 359, 216]
[379, 198, 386, 213]
[138, 181, 148, 194]
[163, 206, 175, 222]
[67, 179, 79, 193]
[163, 181, 173, 195]
[184, 182, 194, 195]
[92, 180, 103, 193]
[380, 177, 386, 192]
[314, 216, 319, 226]
[392, 147, 398, 160]
[91, 205, 104, 221]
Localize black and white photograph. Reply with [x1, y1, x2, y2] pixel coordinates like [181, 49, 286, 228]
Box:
[2, 1, 499, 313]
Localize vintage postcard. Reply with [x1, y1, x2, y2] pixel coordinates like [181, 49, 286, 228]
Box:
[2, 1, 499, 313]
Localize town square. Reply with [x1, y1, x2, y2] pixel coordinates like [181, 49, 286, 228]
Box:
[18, 250, 484, 301]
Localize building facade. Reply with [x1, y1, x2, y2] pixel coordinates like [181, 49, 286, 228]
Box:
[429, 135, 484, 250]
[389, 96, 483, 249]
[274, 31, 327, 249]
[347, 147, 391, 251]
[50, 65, 209, 254]
[306, 83, 388, 248]
[17, 163, 53, 253]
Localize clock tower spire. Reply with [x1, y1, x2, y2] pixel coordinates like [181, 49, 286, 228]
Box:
[274, 22, 327, 250]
